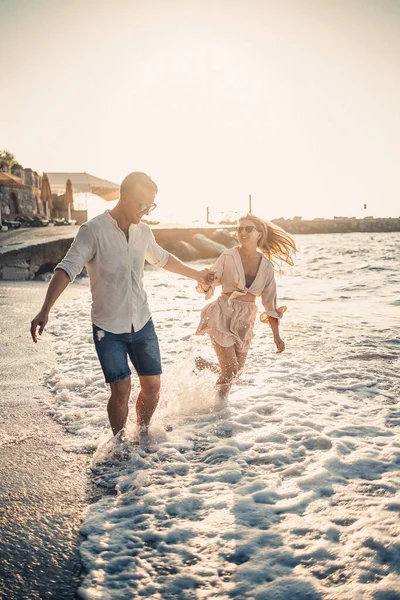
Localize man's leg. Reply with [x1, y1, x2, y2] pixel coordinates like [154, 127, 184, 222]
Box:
[136, 375, 161, 429]
[108, 376, 131, 436]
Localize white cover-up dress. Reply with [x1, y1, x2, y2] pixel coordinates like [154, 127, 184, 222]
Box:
[196, 247, 286, 352]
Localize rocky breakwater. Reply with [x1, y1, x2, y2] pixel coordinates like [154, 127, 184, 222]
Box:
[0, 226, 237, 281]
[272, 216, 400, 234]
[0, 227, 79, 281]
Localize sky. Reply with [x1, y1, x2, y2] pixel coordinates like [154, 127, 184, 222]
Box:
[1, 0, 399, 223]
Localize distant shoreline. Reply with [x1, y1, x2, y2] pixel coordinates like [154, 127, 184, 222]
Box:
[0, 218, 399, 281]
[269, 216, 400, 235]
[153, 216, 400, 235]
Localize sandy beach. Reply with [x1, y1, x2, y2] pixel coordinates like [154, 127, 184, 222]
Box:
[0, 281, 91, 600]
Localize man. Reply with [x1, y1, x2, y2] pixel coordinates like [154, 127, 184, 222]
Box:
[31, 172, 213, 437]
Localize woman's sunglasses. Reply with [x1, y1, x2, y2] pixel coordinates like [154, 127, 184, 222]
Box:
[236, 225, 257, 233]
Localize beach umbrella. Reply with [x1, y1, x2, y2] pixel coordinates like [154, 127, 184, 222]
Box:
[64, 178, 73, 221]
[41, 173, 53, 216]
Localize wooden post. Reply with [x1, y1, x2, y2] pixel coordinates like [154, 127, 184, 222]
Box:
[248, 194, 252, 214]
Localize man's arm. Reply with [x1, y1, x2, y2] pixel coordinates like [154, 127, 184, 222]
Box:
[30, 224, 95, 343]
[162, 253, 212, 283]
[30, 269, 71, 342]
[145, 229, 215, 284]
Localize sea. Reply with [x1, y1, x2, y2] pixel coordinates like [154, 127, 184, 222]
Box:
[43, 232, 399, 600]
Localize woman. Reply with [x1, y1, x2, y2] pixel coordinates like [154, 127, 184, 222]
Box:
[195, 213, 296, 399]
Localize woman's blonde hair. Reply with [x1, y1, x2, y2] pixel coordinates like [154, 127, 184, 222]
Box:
[239, 213, 296, 266]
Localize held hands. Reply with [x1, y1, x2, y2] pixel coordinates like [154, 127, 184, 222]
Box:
[195, 268, 216, 293]
[30, 310, 49, 343]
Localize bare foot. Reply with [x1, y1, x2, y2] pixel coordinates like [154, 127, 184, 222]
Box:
[195, 356, 220, 373]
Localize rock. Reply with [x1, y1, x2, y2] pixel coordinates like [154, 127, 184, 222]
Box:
[4, 257, 29, 269]
[211, 228, 237, 248]
[191, 234, 227, 259]
[30, 245, 45, 273]
[44, 239, 72, 264]
[2, 266, 30, 280]
[172, 241, 201, 261]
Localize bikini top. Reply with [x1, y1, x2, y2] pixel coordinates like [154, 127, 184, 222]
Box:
[245, 273, 256, 288]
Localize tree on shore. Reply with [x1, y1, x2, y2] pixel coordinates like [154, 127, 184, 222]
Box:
[0, 150, 17, 169]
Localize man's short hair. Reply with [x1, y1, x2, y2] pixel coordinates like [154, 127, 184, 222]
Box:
[120, 172, 158, 195]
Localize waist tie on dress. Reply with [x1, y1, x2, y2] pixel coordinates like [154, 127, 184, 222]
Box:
[224, 289, 251, 304]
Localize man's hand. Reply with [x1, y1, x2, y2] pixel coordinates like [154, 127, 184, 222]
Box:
[30, 310, 49, 343]
[196, 268, 216, 285]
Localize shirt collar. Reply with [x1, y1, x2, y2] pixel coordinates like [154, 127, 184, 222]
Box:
[106, 210, 137, 232]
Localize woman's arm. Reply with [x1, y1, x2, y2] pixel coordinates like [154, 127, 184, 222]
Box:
[195, 252, 226, 298]
[260, 265, 286, 353]
[268, 317, 285, 354]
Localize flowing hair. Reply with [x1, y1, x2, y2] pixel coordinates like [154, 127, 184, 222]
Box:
[239, 213, 296, 266]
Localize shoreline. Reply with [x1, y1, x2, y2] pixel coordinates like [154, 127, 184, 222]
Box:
[0, 281, 93, 600]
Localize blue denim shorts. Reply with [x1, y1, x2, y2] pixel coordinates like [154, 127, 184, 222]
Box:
[92, 318, 162, 383]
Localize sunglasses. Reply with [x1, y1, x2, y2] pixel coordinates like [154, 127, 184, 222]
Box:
[236, 225, 257, 233]
[128, 193, 157, 213]
[137, 201, 157, 214]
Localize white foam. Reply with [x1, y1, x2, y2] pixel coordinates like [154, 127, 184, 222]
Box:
[40, 233, 400, 599]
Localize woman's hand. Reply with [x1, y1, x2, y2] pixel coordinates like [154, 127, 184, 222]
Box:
[196, 269, 216, 286]
[274, 336, 285, 354]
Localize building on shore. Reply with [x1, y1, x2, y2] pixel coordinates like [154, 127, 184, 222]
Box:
[0, 162, 42, 218]
[46, 172, 119, 223]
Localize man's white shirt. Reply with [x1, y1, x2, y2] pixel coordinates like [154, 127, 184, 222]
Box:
[56, 211, 169, 334]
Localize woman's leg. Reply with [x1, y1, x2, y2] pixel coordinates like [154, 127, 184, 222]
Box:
[235, 350, 248, 376]
[212, 341, 239, 399]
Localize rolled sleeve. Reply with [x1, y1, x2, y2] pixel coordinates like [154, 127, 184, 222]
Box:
[197, 252, 226, 299]
[55, 224, 96, 281]
[145, 230, 169, 268]
[260, 267, 286, 323]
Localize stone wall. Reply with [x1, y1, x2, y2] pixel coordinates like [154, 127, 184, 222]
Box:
[0, 187, 42, 217]
[9, 164, 41, 189]
[0, 164, 42, 218]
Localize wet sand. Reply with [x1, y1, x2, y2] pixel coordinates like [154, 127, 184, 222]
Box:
[0, 281, 92, 600]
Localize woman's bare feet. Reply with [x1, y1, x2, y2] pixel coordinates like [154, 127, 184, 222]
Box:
[195, 356, 220, 373]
